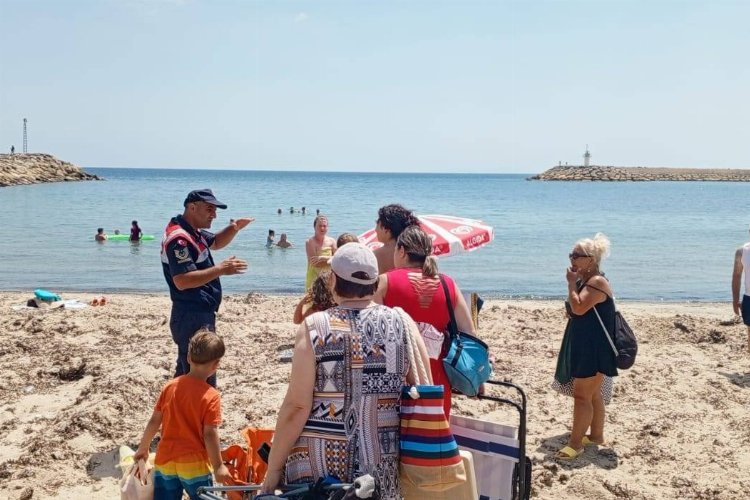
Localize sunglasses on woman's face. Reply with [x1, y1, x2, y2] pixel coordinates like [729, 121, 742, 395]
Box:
[569, 252, 590, 259]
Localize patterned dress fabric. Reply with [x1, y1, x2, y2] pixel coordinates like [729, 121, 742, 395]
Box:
[284, 305, 408, 500]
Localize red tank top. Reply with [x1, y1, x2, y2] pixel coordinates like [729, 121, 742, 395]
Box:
[382, 268, 456, 331]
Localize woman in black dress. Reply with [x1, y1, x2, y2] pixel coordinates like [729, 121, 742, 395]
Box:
[557, 233, 617, 460]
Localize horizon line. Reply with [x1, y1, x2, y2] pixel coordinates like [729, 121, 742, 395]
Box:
[86, 165, 534, 175]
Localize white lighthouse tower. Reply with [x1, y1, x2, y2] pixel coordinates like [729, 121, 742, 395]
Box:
[583, 145, 591, 167]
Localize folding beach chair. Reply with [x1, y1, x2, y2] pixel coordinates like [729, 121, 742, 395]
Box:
[450, 380, 531, 500]
[197, 475, 364, 500]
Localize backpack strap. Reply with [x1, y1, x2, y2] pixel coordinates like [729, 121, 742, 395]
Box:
[593, 306, 618, 356]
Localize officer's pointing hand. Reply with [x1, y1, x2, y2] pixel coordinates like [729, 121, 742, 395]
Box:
[220, 256, 248, 275]
[232, 217, 255, 231]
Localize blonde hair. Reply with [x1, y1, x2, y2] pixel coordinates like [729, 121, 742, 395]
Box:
[575, 232, 611, 266]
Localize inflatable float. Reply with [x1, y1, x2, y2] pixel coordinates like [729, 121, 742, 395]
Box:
[105, 234, 155, 241]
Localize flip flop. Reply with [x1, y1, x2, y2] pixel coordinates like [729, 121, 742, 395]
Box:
[555, 446, 584, 460]
[582, 436, 605, 446]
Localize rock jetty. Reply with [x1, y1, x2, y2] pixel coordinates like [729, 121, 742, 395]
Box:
[0, 153, 101, 187]
[529, 165, 750, 182]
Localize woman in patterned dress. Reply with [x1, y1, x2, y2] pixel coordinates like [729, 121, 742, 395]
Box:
[261, 243, 431, 499]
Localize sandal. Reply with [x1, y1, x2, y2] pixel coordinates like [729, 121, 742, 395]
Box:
[582, 436, 605, 446]
[555, 446, 584, 460]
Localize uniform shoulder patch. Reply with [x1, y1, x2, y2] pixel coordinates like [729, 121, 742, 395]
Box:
[174, 246, 190, 262]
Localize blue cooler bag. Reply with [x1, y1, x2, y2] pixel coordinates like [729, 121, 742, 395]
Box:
[439, 276, 492, 397]
[443, 330, 492, 397]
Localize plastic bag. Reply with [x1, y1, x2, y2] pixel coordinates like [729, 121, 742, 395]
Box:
[118, 445, 155, 471]
[120, 459, 153, 500]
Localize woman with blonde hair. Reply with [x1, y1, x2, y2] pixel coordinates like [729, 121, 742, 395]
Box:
[374, 225, 477, 417]
[555, 232, 618, 460]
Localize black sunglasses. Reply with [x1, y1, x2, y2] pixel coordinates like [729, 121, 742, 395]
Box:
[569, 252, 590, 259]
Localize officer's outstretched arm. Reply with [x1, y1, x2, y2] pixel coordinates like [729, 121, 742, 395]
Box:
[212, 217, 255, 250]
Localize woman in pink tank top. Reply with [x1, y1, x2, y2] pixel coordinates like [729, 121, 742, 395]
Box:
[374, 225, 477, 417]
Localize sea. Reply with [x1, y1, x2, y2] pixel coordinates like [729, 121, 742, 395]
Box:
[3, 167, 749, 301]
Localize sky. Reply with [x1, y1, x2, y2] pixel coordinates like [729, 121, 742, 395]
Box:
[1, 0, 748, 173]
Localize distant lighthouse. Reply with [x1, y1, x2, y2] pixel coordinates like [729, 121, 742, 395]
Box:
[583, 145, 591, 167]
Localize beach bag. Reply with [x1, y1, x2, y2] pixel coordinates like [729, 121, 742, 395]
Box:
[439, 276, 492, 396]
[395, 308, 466, 495]
[594, 306, 638, 370]
[220, 444, 251, 500]
[120, 460, 153, 500]
[240, 427, 275, 483]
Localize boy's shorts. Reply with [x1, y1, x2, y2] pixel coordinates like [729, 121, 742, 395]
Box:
[742, 295, 750, 326]
[153, 454, 213, 500]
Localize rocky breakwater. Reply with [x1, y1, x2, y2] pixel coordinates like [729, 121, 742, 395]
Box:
[0, 153, 101, 187]
[529, 165, 750, 182]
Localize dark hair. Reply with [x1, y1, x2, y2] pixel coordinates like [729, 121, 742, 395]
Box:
[189, 329, 225, 364]
[97, 228, 104, 233]
[333, 272, 378, 298]
[396, 226, 439, 277]
[377, 204, 419, 240]
[314, 215, 328, 228]
[336, 232, 359, 247]
[268, 229, 275, 236]
[132, 220, 138, 226]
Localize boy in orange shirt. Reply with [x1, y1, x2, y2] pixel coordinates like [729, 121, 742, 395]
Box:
[134, 329, 231, 499]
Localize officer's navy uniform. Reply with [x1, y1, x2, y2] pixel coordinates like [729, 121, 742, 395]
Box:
[161, 214, 221, 387]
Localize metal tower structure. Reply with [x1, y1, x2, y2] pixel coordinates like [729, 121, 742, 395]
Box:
[23, 118, 28, 153]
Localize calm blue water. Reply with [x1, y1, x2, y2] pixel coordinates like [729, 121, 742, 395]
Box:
[2, 167, 748, 301]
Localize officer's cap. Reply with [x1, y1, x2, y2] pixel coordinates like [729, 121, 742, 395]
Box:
[184, 189, 228, 209]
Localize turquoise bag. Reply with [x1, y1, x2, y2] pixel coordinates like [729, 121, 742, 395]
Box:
[34, 288, 61, 302]
[439, 276, 492, 397]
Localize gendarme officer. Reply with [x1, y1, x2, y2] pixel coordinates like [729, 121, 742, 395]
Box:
[161, 189, 253, 386]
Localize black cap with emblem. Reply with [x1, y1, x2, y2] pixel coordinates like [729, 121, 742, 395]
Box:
[183, 189, 228, 209]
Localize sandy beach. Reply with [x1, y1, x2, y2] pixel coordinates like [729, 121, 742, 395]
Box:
[1, 291, 749, 500]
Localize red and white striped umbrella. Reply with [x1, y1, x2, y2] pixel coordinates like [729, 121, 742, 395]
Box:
[358, 214, 494, 257]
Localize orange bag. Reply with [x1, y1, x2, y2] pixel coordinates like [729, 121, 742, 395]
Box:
[240, 427, 274, 484]
[220, 444, 251, 500]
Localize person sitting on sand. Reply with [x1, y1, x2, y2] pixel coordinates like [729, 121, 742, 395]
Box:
[732, 226, 750, 353]
[293, 271, 335, 324]
[129, 220, 143, 242]
[305, 215, 336, 289]
[95, 228, 107, 241]
[373, 204, 419, 273]
[336, 232, 359, 248]
[133, 330, 231, 498]
[553, 233, 618, 460]
[276, 233, 292, 248]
